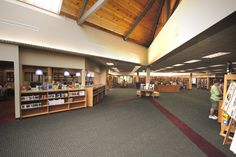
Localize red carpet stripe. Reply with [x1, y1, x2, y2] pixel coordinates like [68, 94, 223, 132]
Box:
[149, 98, 227, 157]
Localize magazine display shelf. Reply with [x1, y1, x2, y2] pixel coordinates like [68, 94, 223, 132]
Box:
[20, 88, 86, 118]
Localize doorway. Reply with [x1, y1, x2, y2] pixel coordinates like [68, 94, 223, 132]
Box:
[0, 61, 15, 123]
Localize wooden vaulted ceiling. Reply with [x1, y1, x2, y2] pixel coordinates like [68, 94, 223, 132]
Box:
[60, 0, 180, 47]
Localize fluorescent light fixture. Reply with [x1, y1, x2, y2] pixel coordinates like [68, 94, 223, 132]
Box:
[35, 69, 43, 75]
[209, 64, 224, 67]
[165, 66, 173, 69]
[112, 67, 119, 72]
[76, 72, 81, 77]
[202, 52, 231, 59]
[106, 62, 114, 66]
[64, 71, 70, 76]
[184, 60, 201, 63]
[156, 68, 165, 71]
[131, 65, 141, 73]
[213, 69, 222, 72]
[185, 69, 194, 71]
[173, 64, 184, 67]
[19, 0, 63, 14]
[196, 67, 207, 69]
[232, 62, 236, 64]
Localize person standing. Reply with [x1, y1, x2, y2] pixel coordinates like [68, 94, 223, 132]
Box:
[209, 79, 223, 120]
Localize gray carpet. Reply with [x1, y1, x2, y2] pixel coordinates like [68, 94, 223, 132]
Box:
[157, 87, 235, 157]
[0, 88, 233, 156]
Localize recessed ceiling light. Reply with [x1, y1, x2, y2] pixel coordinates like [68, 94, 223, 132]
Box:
[173, 64, 184, 67]
[196, 67, 207, 69]
[19, 0, 63, 14]
[210, 64, 224, 67]
[184, 60, 201, 63]
[106, 62, 114, 66]
[202, 52, 231, 59]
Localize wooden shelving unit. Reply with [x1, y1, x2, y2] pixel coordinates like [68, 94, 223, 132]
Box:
[220, 74, 236, 138]
[20, 88, 86, 118]
[86, 85, 106, 107]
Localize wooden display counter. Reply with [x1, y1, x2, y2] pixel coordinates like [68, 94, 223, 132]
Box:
[86, 84, 106, 107]
[20, 88, 86, 118]
[156, 85, 180, 93]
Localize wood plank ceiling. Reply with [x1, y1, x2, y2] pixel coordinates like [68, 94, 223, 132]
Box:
[60, 0, 180, 47]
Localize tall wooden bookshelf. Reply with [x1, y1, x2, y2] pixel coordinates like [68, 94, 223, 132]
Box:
[20, 88, 86, 118]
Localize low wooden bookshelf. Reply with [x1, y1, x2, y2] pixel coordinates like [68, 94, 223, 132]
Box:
[20, 88, 86, 118]
[86, 85, 106, 107]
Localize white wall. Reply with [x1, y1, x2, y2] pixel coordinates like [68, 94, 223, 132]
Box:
[85, 59, 107, 85]
[20, 47, 85, 69]
[0, 43, 20, 118]
[148, 0, 236, 64]
[85, 59, 101, 73]
[0, 0, 147, 65]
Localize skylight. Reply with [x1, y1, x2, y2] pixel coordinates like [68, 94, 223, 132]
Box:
[19, 0, 63, 14]
[202, 52, 231, 59]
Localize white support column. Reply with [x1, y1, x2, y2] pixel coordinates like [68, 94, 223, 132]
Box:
[189, 73, 192, 90]
[136, 72, 139, 82]
[81, 69, 86, 86]
[146, 67, 151, 84]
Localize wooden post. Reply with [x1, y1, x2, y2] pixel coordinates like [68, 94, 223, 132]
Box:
[47, 67, 52, 83]
[189, 73, 192, 90]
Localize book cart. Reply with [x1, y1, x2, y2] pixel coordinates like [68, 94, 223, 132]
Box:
[220, 74, 236, 144]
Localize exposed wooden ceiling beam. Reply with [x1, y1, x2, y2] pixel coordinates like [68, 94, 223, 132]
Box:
[77, 0, 109, 25]
[166, 0, 170, 19]
[171, 0, 180, 16]
[147, 0, 165, 46]
[78, 0, 89, 19]
[123, 0, 156, 41]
